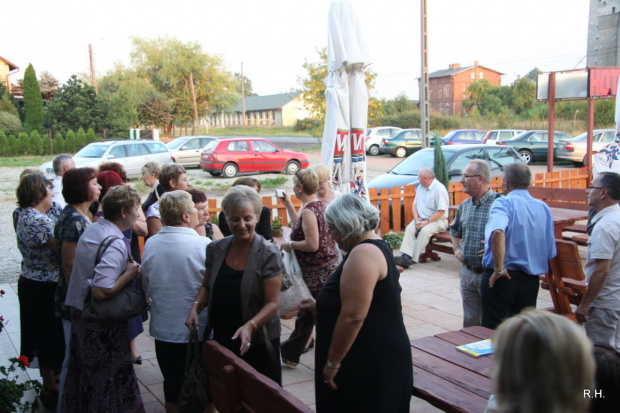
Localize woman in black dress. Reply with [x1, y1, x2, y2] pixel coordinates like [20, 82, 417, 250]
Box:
[186, 185, 283, 384]
[300, 194, 412, 412]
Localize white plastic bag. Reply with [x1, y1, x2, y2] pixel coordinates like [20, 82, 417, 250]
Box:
[279, 250, 312, 314]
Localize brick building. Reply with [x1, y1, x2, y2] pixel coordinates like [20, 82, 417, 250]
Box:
[422, 61, 502, 116]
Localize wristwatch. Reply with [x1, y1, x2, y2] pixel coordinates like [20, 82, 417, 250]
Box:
[495, 268, 505, 275]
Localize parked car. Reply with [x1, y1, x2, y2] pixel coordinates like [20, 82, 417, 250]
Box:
[365, 126, 402, 156]
[379, 129, 438, 158]
[441, 129, 487, 145]
[199, 138, 309, 178]
[368, 144, 523, 190]
[166, 135, 219, 167]
[497, 130, 573, 164]
[483, 129, 526, 145]
[40, 140, 173, 179]
[556, 129, 616, 166]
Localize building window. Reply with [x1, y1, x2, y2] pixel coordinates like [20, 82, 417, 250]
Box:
[471, 72, 475, 79]
[479, 72, 483, 79]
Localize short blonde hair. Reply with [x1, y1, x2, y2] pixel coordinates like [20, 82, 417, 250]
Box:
[294, 169, 318, 195]
[491, 310, 594, 413]
[221, 185, 262, 218]
[101, 185, 140, 221]
[159, 190, 194, 226]
[311, 164, 330, 183]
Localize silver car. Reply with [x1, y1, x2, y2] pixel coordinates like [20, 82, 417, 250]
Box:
[556, 129, 616, 166]
[365, 126, 402, 156]
[166, 135, 218, 167]
[40, 140, 173, 179]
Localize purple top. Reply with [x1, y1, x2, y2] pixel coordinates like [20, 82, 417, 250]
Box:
[64, 218, 130, 311]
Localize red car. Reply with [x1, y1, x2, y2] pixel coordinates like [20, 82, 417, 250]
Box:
[199, 138, 309, 178]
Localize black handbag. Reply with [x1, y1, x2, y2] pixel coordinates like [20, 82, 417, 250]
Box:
[178, 326, 210, 413]
[82, 235, 148, 321]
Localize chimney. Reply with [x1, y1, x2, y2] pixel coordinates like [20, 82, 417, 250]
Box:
[449, 63, 461, 70]
[474, 61, 479, 66]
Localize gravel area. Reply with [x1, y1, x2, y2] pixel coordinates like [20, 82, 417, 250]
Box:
[0, 167, 23, 283]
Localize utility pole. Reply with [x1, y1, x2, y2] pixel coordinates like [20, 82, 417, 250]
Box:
[241, 63, 247, 127]
[189, 72, 199, 135]
[420, 0, 430, 148]
[89, 44, 98, 94]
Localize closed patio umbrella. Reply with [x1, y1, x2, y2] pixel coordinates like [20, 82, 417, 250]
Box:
[321, 0, 371, 198]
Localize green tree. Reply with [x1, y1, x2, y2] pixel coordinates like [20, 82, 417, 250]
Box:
[39, 71, 60, 100]
[137, 90, 173, 129]
[433, 135, 449, 189]
[0, 130, 8, 156]
[65, 130, 77, 153]
[106, 88, 139, 133]
[0, 112, 21, 135]
[76, 127, 87, 150]
[511, 77, 536, 114]
[53, 131, 65, 154]
[298, 48, 379, 125]
[0, 83, 19, 117]
[45, 75, 107, 134]
[382, 93, 417, 115]
[17, 132, 29, 155]
[23, 64, 44, 131]
[86, 128, 97, 144]
[130, 36, 238, 132]
[7, 132, 19, 156]
[525, 67, 542, 83]
[234, 72, 258, 97]
[28, 130, 44, 155]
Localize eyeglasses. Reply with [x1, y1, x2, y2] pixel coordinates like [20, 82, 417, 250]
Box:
[587, 186, 605, 190]
[463, 174, 481, 179]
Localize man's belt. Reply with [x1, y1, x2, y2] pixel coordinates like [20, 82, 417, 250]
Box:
[464, 261, 484, 274]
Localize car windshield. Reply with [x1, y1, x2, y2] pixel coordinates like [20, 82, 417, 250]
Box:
[203, 140, 219, 151]
[390, 148, 457, 176]
[74, 143, 111, 158]
[443, 130, 458, 140]
[166, 138, 189, 150]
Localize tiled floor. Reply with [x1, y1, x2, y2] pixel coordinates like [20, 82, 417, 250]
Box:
[0, 247, 565, 412]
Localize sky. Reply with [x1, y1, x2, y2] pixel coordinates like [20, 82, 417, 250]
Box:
[1, 0, 590, 100]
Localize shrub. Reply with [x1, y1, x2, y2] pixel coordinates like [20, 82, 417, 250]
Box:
[86, 128, 97, 144]
[294, 118, 322, 132]
[0, 112, 21, 135]
[28, 130, 44, 155]
[17, 132, 29, 155]
[76, 127, 87, 150]
[0, 131, 8, 156]
[65, 130, 77, 153]
[53, 132, 65, 154]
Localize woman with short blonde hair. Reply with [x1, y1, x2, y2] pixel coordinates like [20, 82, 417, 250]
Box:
[311, 164, 341, 205]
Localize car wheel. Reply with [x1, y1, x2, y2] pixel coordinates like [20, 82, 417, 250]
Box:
[518, 149, 533, 164]
[285, 160, 301, 175]
[395, 147, 407, 158]
[369, 145, 380, 156]
[222, 163, 238, 178]
[209, 171, 222, 177]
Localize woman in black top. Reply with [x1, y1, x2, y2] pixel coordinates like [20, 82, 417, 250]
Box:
[218, 177, 273, 241]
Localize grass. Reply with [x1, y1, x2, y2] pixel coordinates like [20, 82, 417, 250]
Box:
[0, 155, 54, 168]
[258, 176, 289, 189]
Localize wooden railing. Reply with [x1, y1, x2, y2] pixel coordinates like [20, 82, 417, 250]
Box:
[204, 168, 590, 236]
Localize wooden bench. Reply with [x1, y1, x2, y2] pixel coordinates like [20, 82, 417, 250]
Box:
[204, 341, 313, 413]
[527, 186, 590, 211]
[419, 231, 454, 263]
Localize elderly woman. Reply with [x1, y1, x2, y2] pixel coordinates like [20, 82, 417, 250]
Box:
[61, 185, 144, 412]
[141, 161, 165, 214]
[299, 194, 412, 412]
[187, 188, 223, 241]
[488, 310, 594, 413]
[280, 169, 341, 367]
[14, 174, 64, 409]
[54, 167, 101, 408]
[142, 191, 211, 412]
[147, 164, 189, 237]
[311, 164, 341, 205]
[219, 177, 273, 241]
[186, 185, 283, 384]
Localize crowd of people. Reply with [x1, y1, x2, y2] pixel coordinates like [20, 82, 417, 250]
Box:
[11, 152, 620, 413]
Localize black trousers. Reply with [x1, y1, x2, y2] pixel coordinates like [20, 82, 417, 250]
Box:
[280, 311, 315, 364]
[480, 269, 539, 330]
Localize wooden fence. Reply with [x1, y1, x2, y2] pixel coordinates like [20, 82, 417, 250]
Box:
[205, 168, 591, 236]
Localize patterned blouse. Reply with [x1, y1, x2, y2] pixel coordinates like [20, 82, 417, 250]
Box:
[15, 207, 60, 283]
[291, 200, 341, 296]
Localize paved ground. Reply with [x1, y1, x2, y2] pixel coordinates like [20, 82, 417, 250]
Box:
[1, 240, 584, 412]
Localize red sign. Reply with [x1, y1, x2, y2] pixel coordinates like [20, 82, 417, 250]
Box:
[589, 67, 620, 97]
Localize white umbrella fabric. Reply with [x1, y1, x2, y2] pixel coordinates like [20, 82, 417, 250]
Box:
[593, 76, 620, 176]
[321, 1, 371, 198]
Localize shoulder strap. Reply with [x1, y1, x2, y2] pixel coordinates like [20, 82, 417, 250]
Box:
[94, 235, 122, 267]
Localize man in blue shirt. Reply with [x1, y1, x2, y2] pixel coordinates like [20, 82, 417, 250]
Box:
[481, 163, 556, 329]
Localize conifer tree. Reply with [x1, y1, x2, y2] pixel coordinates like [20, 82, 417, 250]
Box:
[23, 64, 44, 131]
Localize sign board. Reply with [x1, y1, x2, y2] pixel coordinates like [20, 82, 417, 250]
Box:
[537, 67, 620, 100]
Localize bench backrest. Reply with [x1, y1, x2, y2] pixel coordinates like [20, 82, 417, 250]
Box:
[203, 340, 313, 413]
[528, 186, 589, 211]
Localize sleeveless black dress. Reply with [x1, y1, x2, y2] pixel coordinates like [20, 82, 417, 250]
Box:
[315, 239, 413, 412]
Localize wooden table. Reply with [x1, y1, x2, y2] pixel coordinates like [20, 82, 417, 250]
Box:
[411, 326, 493, 413]
[548, 207, 589, 239]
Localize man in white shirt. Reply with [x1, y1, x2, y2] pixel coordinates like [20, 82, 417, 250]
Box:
[576, 172, 620, 352]
[395, 167, 449, 268]
[51, 154, 75, 209]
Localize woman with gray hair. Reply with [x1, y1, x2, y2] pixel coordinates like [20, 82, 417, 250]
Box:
[299, 194, 412, 412]
[142, 190, 211, 412]
[186, 185, 284, 384]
